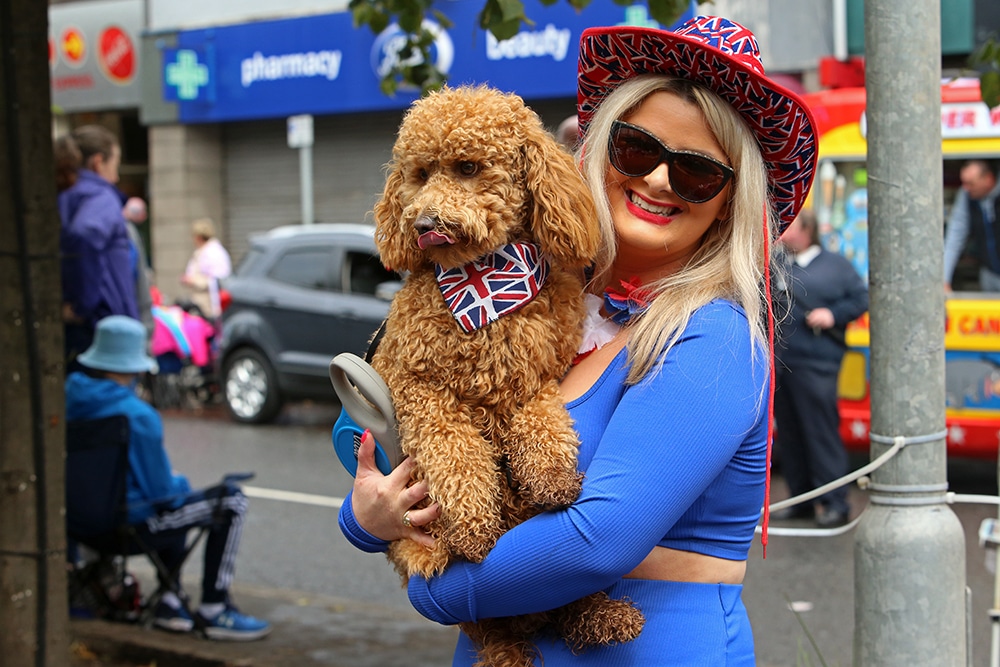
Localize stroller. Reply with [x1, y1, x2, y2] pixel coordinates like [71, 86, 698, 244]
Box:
[148, 302, 219, 410]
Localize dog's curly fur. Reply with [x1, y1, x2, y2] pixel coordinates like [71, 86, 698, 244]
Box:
[370, 86, 645, 667]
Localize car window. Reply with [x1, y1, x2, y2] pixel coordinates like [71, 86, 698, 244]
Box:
[268, 247, 336, 290]
[234, 247, 265, 276]
[345, 251, 396, 296]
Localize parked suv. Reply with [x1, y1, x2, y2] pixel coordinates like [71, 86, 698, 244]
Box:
[218, 224, 398, 423]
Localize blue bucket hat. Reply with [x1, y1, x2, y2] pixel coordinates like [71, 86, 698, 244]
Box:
[78, 315, 156, 373]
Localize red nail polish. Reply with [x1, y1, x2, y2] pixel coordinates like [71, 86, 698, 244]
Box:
[362, 428, 371, 441]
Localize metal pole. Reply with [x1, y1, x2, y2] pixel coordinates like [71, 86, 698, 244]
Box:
[832, 0, 848, 61]
[300, 144, 314, 225]
[854, 0, 967, 665]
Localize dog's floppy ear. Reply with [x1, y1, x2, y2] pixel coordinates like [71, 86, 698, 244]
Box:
[373, 164, 420, 273]
[523, 126, 600, 269]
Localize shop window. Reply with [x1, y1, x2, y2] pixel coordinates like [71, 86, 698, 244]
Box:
[847, 0, 974, 56]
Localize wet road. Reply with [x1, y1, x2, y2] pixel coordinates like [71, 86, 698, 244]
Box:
[159, 402, 1000, 666]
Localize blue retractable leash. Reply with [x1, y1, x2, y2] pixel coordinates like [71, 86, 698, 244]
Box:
[329, 324, 403, 476]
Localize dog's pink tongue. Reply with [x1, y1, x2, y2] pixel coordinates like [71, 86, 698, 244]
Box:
[417, 231, 454, 249]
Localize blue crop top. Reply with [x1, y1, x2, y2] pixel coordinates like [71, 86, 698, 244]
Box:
[339, 299, 769, 625]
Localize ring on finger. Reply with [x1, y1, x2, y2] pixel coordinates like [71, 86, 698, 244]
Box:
[402, 510, 412, 528]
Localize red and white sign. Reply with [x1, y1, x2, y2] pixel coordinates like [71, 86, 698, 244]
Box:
[98, 26, 136, 84]
[50, 0, 143, 111]
[940, 102, 1000, 139]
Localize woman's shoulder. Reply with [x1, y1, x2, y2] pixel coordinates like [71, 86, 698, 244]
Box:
[688, 298, 749, 330]
[679, 299, 761, 359]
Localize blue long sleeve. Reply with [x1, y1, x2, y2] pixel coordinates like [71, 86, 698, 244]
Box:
[339, 492, 392, 553]
[65, 372, 189, 523]
[408, 301, 768, 624]
[59, 170, 138, 323]
[125, 405, 191, 521]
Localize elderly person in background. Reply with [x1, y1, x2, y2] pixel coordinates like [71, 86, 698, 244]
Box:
[181, 218, 232, 320]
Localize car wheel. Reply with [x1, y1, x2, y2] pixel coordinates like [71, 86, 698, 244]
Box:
[223, 348, 282, 424]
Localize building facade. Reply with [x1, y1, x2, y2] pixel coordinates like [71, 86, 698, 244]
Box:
[49, 0, 998, 305]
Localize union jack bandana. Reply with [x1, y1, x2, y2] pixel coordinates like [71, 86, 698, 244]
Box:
[435, 243, 548, 333]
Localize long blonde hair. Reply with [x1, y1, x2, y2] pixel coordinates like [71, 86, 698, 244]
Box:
[579, 75, 778, 384]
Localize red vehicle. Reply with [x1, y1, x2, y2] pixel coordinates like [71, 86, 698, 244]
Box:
[802, 79, 1000, 458]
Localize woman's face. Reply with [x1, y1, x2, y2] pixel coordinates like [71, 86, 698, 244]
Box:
[606, 90, 731, 278]
[91, 144, 121, 184]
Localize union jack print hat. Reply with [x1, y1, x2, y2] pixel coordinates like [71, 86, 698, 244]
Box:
[578, 16, 817, 231]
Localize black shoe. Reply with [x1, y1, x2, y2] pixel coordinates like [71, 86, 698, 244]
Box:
[816, 508, 850, 528]
[770, 504, 815, 521]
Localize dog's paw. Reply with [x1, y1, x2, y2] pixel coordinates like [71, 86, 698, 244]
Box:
[555, 592, 646, 652]
[443, 519, 505, 563]
[389, 537, 452, 579]
[521, 470, 583, 510]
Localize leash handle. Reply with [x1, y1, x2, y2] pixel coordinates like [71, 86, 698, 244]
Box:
[329, 353, 403, 475]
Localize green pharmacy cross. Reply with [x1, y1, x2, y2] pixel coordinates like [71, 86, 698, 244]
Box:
[166, 49, 209, 101]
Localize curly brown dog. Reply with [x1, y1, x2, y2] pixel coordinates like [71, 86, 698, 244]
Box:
[370, 85, 644, 667]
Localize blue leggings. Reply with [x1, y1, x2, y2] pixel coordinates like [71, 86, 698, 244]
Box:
[452, 579, 755, 666]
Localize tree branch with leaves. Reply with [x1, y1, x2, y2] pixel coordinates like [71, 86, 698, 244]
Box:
[351, 0, 1000, 111]
[349, 0, 692, 94]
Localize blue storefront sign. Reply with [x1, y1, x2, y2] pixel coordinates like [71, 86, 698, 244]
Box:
[160, 0, 695, 123]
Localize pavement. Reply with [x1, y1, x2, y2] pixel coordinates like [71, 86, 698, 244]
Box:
[71, 576, 461, 667]
[69, 403, 464, 667]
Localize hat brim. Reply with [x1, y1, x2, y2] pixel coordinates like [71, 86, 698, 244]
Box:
[77, 348, 156, 374]
[578, 25, 817, 231]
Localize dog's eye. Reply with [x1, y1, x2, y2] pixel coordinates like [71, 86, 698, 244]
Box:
[417, 168, 429, 181]
[457, 162, 479, 177]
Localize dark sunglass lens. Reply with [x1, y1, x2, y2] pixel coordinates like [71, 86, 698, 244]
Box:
[671, 154, 727, 202]
[611, 126, 661, 176]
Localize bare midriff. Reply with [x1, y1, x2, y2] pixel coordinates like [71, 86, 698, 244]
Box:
[624, 546, 746, 584]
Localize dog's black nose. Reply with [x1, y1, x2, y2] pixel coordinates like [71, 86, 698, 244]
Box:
[414, 214, 437, 233]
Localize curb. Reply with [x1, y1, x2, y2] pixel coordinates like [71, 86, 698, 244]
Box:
[72, 619, 238, 667]
[69, 578, 460, 667]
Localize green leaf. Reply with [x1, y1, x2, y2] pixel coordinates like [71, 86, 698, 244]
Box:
[495, 0, 527, 22]
[380, 75, 398, 97]
[369, 12, 391, 34]
[647, 0, 690, 26]
[430, 9, 454, 29]
[415, 28, 436, 49]
[479, 0, 533, 36]
[490, 18, 525, 41]
[981, 71, 1000, 110]
[398, 7, 424, 33]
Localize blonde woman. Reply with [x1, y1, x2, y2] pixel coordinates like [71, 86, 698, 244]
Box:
[341, 16, 817, 665]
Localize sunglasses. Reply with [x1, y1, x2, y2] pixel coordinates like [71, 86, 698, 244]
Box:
[608, 120, 735, 204]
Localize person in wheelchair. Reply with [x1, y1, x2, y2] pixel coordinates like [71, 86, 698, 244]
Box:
[65, 315, 271, 641]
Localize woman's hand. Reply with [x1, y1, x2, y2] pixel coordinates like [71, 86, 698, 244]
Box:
[351, 429, 440, 547]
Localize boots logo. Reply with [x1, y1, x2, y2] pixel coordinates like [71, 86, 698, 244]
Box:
[98, 26, 136, 84]
[371, 20, 453, 89]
